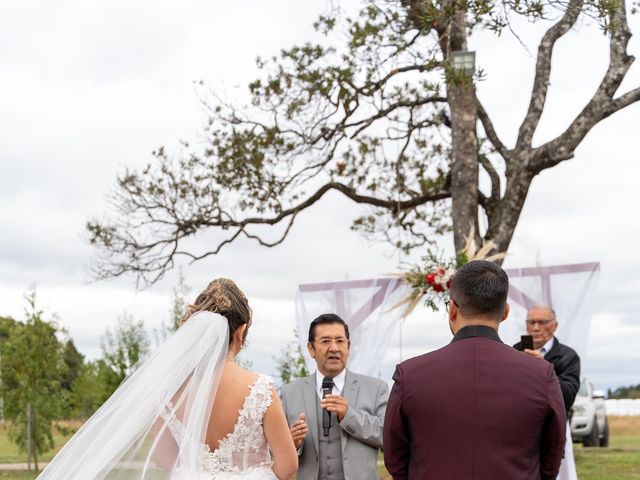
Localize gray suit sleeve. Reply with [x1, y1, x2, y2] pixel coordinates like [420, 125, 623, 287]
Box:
[339, 379, 389, 448]
[281, 383, 304, 456]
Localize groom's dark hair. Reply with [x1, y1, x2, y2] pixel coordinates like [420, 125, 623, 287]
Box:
[308, 313, 350, 342]
[450, 260, 509, 318]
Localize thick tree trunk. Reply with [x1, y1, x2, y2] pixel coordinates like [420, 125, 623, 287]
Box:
[446, 8, 479, 251]
[485, 166, 536, 260]
[449, 86, 479, 251]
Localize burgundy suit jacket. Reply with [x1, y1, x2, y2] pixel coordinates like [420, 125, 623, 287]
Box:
[383, 325, 566, 480]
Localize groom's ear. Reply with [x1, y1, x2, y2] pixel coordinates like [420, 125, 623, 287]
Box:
[499, 303, 510, 323]
[448, 300, 457, 323]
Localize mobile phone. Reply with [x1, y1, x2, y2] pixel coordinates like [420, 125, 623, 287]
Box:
[520, 334, 534, 351]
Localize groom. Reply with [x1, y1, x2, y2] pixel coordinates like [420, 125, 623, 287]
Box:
[282, 313, 389, 479]
[384, 260, 567, 480]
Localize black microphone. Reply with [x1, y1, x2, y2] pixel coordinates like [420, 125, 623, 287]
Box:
[322, 376, 334, 436]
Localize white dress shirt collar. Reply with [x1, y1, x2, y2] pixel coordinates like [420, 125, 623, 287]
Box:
[540, 337, 555, 356]
[315, 369, 346, 399]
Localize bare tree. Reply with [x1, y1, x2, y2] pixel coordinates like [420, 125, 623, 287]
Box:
[87, 0, 640, 285]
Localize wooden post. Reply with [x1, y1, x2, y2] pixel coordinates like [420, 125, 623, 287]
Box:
[26, 403, 32, 471]
[33, 403, 38, 472]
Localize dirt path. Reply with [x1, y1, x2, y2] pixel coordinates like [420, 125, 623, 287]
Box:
[0, 463, 48, 471]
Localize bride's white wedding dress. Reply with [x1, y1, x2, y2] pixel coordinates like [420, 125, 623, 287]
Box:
[163, 375, 277, 480]
[37, 312, 280, 480]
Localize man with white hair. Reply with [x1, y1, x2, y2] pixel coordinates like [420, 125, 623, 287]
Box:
[514, 304, 580, 413]
[514, 304, 581, 480]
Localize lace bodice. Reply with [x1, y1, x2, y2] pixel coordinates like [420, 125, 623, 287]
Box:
[161, 374, 275, 478]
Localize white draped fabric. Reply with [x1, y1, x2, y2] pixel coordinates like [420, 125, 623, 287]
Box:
[502, 262, 600, 359]
[295, 277, 406, 376]
[295, 262, 599, 375]
[295, 262, 600, 480]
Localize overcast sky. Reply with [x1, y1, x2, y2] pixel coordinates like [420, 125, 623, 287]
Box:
[1, 0, 639, 392]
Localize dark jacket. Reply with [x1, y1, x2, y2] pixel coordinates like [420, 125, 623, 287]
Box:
[514, 337, 580, 414]
[384, 325, 566, 480]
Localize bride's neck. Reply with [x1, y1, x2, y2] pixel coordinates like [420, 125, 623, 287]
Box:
[226, 347, 240, 362]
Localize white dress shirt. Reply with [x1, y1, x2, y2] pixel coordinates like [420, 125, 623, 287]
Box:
[539, 337, 554, 356]
[315, 369, 346, 399]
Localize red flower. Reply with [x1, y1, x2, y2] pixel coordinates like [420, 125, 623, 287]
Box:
[446, 279, 451, 289]
[433, 283, 444, 292]
[425, 272, 436, 285]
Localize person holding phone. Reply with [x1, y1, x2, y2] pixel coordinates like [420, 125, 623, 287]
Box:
[514, 305, 582, 480]
[513, 305, 581, 413]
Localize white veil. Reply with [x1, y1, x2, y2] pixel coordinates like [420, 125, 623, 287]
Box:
[37, 311, 229, 479]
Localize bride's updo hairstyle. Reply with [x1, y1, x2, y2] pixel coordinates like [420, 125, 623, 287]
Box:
[180, 278, 252, 346]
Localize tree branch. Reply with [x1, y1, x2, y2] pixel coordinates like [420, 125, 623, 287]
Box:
[231, 182, 450, 226]
[477, 99, 510, 160]
[515, 0, 584, 151]
[529, 0, 638, 173]
[479, 154, 501, 205]
[610, 86, 640, 112]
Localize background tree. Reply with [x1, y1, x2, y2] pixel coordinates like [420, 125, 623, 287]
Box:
[100, 313, 149, 396]
[170, 267, 191, 331]
[87, 0, 640, 285]
[68, 360, 113, 417]
[608, 384, 640, 399]
[0, 315, 18, 422]
[60, 339, 85, 417]
[153, 268, 192, 345]
[275, 330, 310, 385]
[1, 289, 64, 471]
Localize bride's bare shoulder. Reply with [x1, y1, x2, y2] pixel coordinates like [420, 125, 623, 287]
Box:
[221, 362, 261, 386]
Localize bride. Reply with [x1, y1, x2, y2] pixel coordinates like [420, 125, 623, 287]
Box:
[37, 279, 298, 479]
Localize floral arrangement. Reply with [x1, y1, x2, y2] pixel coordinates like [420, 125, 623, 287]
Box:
[393, 229, 505, 317]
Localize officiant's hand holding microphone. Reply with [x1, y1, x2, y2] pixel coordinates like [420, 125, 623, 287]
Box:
[321, 376, 349, 437]
[287, 387, 349, 448]
[321, 394, 349, 422]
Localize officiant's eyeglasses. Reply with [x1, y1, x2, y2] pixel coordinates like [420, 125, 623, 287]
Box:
[313, 337, 349, 348]
[525, 319, 555, 326]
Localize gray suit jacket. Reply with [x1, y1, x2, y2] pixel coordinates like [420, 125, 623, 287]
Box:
[282, 370, 389, 480]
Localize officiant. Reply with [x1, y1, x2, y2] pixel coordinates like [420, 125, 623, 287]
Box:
[281, 313, 389, 480]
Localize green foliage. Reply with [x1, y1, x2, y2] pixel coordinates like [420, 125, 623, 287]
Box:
[1, 289, 64, 469]
[0, 316, 17, 341]
[153, 268, 191, 346]
[607, 384, 640, 399]
[170, 268, 190, 332]
[58, 339, 84, 417]
[275, 330, 309, 385]
[65, 360, 112, 418]
[60, 340, 83, 392]
[100, 313, 149, 394]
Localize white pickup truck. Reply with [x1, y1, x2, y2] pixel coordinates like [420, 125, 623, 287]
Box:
[570, 378, 609, 447]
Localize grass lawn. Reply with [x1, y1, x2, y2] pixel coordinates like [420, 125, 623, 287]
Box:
[0, 420, 79, 465]
[572, 416, 640, 480]
[0, 417, 638, 479]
